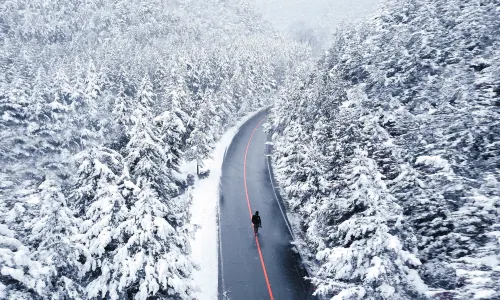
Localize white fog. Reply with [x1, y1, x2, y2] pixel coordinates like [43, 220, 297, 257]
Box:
[256, 0, 382, 53]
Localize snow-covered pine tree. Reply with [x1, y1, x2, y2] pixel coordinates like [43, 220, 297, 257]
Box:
[1, 74, 31, 161]
[273, 120, 308, 211]
[169, 73, 193, 120]
[164, 70, 196, 146]
[75, 148, 131, 299]
[449, 191, 500, 298]
[152, 63, 169, 106]
[72, 147, 128, 282]
[71, 148, 109, 217]
[118, 88, 197, 298]
[0, 223, 48, 299]
[213, 82, 237, 132]
[110, 179, 195, 300]
[29, 75, 72, 166]
[449, 170, 500, 299]
[313, 149, 426, 300]
[51, 69, 73, 106]
[132, 75, 155, 124]
[282, 137, 328, 214]
[154, 110, 185, 172]
[185, 96, 217, 172]
[125, 114, 177, 197]
[30, 175, 83, 299]
[185, 128, 213, 174]
[112, 82, 133, 138]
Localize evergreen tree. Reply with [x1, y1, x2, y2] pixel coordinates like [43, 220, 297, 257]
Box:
[77, 151, 130, 299]
[185, 98, 217, 170]
[112, 82, 132, 136]
[132, 75, 155, 125]
[167, 71, 196, 145]
[30, 176, 83, 299]
[313, 150, 426, 299]
[125, 116, 177, 197]
[154, 110, 185, 171]
[111, 180, 195, 300]
[0, 223, 48, 299]
[71, 148, 108, 217]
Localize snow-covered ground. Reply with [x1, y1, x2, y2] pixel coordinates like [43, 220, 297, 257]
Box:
[180, 109, 266, 300]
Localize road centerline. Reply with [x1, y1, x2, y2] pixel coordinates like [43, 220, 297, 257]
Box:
[243, 116, 274, 300]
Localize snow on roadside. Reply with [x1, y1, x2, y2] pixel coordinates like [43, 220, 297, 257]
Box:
[179, 109, 266, 300]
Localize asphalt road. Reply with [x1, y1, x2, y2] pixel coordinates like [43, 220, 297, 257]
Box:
[218, 110, 315, 300]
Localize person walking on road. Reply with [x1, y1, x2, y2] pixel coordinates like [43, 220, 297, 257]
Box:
[252, 211, 261, 236]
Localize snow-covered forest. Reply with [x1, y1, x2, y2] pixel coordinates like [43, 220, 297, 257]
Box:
[0, 0, 310, 298]
[2, 0, 499, 298]
[269, 0, 500, 299]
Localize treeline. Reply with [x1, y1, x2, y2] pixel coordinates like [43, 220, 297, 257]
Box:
[0, 0, 310, 298]
[269, 0, 499, 299]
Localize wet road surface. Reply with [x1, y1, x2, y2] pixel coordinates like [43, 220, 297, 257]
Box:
[218, 111, 316, 300]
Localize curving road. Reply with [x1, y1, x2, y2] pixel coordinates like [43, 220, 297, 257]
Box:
[218, 110, 316, 300]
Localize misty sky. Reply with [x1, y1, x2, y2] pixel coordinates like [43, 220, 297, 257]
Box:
[255, 0, 381, 30]
[255, 0, 382, 51]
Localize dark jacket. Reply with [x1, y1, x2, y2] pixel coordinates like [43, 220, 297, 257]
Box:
[252, 215, 261, 227]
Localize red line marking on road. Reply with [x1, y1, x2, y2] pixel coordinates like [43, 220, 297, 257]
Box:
[243, 116, 274, 300]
